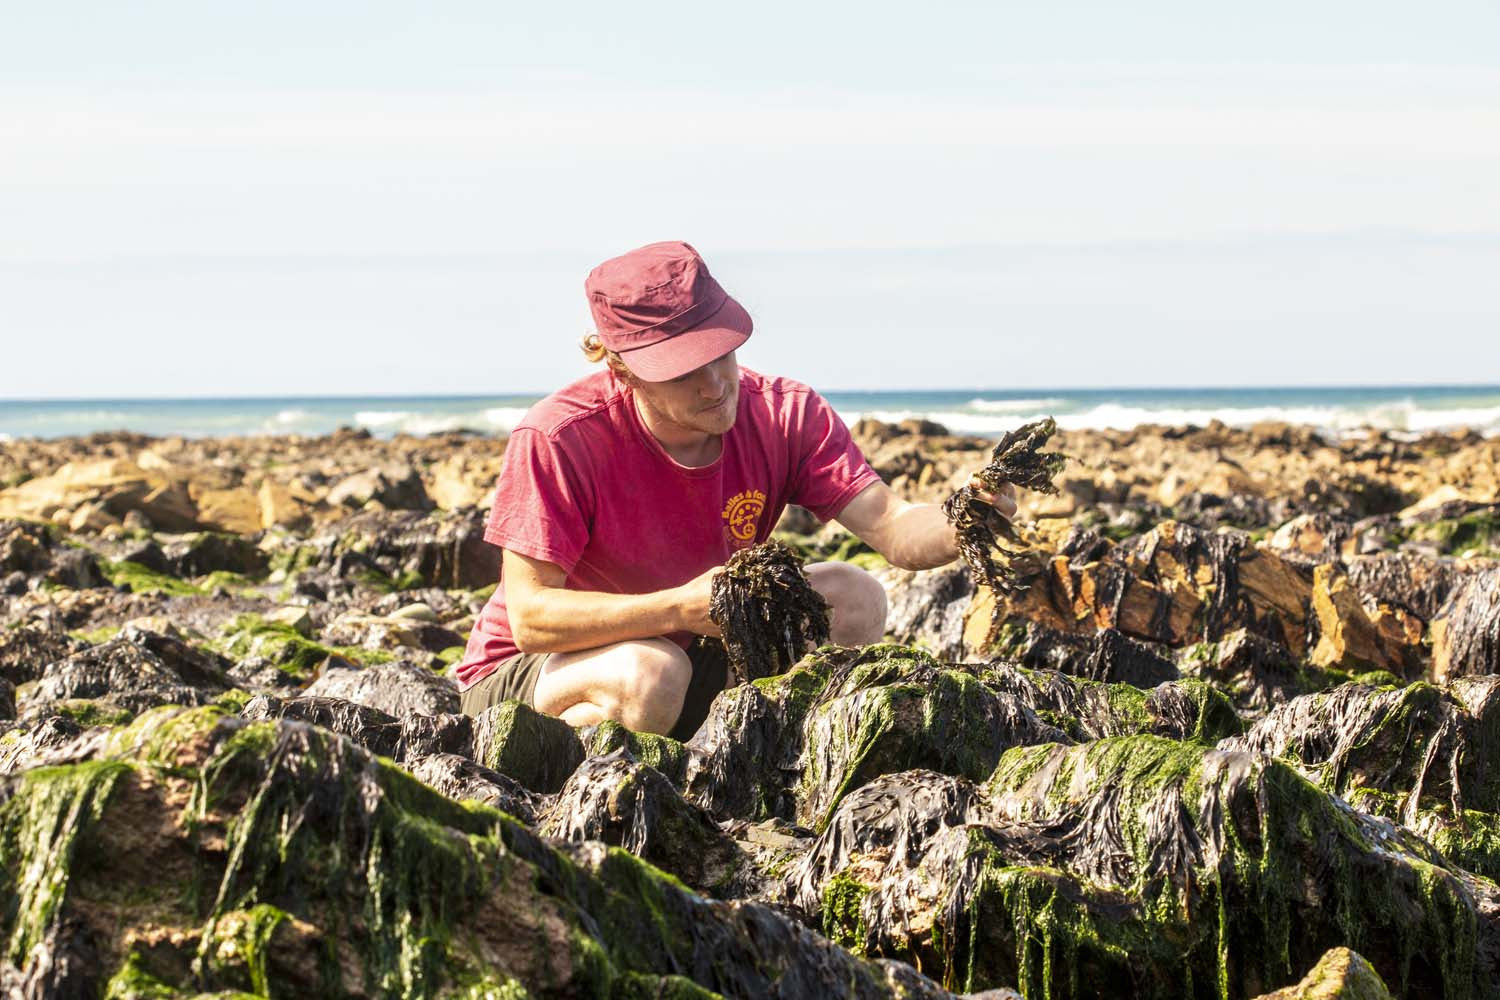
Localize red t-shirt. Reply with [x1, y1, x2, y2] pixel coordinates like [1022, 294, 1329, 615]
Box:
[456, 367, 881, 689]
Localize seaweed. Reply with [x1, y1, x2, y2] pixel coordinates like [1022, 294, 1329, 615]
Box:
[941, 418, 1066, 624]
[709, 540, 831, 684]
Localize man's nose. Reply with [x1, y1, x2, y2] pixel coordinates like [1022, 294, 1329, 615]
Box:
[698, 366, 726, 397]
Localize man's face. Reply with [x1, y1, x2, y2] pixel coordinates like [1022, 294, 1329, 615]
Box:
[630, 350, 740, 436]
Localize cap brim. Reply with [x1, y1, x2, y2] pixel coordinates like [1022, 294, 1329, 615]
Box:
[618, 294, 754, 382]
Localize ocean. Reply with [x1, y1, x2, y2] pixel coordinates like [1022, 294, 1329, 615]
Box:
[2, 385, 1498, 442]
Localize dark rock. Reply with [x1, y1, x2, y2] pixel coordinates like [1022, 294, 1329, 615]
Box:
[160, 531, 268, 578]
[313, 508, 500, 591]
[300, 659, 459, 716]
[1222, 681, 1494, 817]
[880, 564, 974, 662]
[0, 624, 85, 686]
[404, 752, 542, 824]
[1344, 553, 1477, 621]
[994, 623, 1180, 688]
[542, 751, 746, 897]
[1180, 629, 1313, 717]
[397, 711, 473, 762]
[241, 693, 403, 758]
[0, 716, 86, 775]
[0, 678, 13, 721]
[27, 626, 232, 715]
[582, 720, 689, 787]
[978, 662, 1243, 743]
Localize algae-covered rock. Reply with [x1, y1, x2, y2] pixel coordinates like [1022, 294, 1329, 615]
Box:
[1252, 947, 1394, 999]
[794, 736, 1498, 998]
[0, 706, 960, 998]
[301, 657, 460, 717]
[471, 699, 584, 794]
[584, 720, 689, 787]
[991, 622, 1181, 687]
[543, 751, 745, 897]
[1223, 681, 1496, 817]
[26, 626, 232, 715]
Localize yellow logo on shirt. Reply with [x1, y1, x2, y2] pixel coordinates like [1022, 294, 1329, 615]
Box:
[722, 489, 767, 546]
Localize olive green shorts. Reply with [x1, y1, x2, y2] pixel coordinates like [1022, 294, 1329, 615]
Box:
[458, 637, 730, 742]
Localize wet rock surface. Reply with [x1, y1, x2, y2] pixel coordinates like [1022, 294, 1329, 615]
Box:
[0, 424, 1498, 997]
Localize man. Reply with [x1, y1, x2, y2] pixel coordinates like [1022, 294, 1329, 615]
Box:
[456, 241, 1015, 739]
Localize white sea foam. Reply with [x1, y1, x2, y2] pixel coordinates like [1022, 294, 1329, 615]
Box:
[835, 401, 1500, 439]
[481, 407, 532, 432]
[967, 397, 1066, 413]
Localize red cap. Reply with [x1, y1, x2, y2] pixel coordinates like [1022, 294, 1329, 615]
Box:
[585, 241, 753, 382]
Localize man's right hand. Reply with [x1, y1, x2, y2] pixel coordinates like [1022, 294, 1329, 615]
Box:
[673, 564, 724, 637]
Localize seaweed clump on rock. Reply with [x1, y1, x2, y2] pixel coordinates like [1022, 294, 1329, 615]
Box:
[709, 539, 830, 683]
[942, 417, 1066, 629]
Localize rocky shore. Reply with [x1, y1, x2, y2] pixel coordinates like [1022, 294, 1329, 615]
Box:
[1, 420, 1497, 998]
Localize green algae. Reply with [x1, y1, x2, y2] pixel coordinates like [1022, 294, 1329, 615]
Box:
[437, 644, 467, 667]
[585, 721, 688, 787]
[70, 624, 122, 645]
[195, 903, 288, 996]
[477, 699, 584, 794]
[0, 758, 132, 964]
[211, 613, 394, 680]
[101, 559, 203, 597]
[49, 697, 136, 727]
[104, 952, 190, 999]
[820, 870, 871, 951]
[198, 571, 259, 595]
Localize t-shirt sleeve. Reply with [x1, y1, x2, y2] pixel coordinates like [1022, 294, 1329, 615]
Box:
[484, 427, 593, 575]
[787, 388, 883, 522]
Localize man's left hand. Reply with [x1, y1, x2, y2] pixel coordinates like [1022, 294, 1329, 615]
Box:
[968, 477, 1018, 521]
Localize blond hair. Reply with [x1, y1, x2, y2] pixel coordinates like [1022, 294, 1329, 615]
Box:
[580, 333, 637, 383]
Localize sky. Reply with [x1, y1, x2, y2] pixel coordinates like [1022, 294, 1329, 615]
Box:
[2, 1, 1498, 397]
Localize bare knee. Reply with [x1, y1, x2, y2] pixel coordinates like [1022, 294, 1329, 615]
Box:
[539, 638, 692, 735]
[806, 561, 888, 646]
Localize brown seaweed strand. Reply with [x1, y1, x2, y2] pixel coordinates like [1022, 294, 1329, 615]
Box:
[941, 417, 1067, 631]
[709, 540, 832, 684]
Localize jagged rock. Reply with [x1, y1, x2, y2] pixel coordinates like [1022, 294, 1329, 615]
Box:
[0, 716, 86, 775]
[1268, 513, 1351, 566]
[26, 626, 232, 715]
[583, 720, 689, 787]
[158, 530, 268, 578]
[0, 707, 955, 998]
[0, 624, 84, 685]
[1252, 947, 1393, 999]
[326, 464, 433, 511]
[311, 508, 500, 591]
[1431, 566, 1500, 682]
[798, 661, 1066, 831]
[1222, 681, 1500, 818]
[471, 699, 584, 794]
[542, 751, 746, 896]
[797, 737, 1497, 998]
[241, 693, 403, 757]
[301, 659, 460, 716]
[0, 519, 103, 590]
[1308, 564, 1424, 675]
[990, 623, 1180, 687]
[404, 752, 542, 824]
[1179, 629, 1316, 717]
[972, 521, 1317, 660]
[978, 663, 1244, 743]
[0, 678, 13, 721]
[1343, 553, 1475, 621]
[879, 563, 974, 661]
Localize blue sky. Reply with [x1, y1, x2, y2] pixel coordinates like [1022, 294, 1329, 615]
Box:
[2, 2, 1498, 396]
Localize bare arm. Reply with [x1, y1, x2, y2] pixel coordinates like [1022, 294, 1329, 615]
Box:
[834, 479, 1017, 572]
[503, 548, 721, 654]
